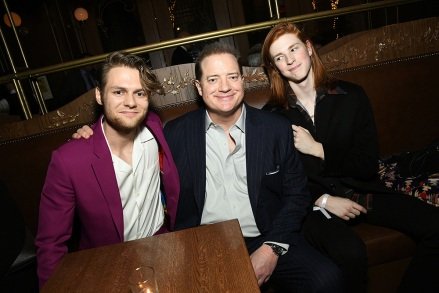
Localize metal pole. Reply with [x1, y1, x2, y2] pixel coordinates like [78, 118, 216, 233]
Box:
[267, 0, 273, 19]
[3, 0, 48, 115]
[12, 79, 32, 119]
[0, 20, 32, 119]
[274, 0, 280, 19]
[3, 0, 29, 67]
[30, 79, 48, 114]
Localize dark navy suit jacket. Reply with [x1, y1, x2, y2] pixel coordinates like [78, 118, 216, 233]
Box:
[164, 104, 310, 246]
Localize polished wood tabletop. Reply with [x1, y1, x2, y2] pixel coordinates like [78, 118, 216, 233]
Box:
[41, 219, 260, 293]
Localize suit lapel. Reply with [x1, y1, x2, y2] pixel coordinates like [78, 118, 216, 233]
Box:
[91, 120, 124, 241]
[244, 105, 263, 211]
[189, 109, 207, 212]
[145, 112, 180, 229]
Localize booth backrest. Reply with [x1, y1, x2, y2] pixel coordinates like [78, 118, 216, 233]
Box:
[330, 53, 439, 156]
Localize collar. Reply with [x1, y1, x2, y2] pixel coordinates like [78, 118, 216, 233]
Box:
[287, 84, 347, 108]
[100, 117, 152, 145]
[136, 124, 154, 144]
[205, 105, 246, 133]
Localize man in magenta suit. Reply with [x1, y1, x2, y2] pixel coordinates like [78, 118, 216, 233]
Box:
[35, 52, 180, 288]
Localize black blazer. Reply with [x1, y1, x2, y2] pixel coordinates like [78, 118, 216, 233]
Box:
[164, 104, 310, 245]
[264, 80, 392, 202]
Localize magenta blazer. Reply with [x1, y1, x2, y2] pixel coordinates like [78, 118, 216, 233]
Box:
[36, 111, 180, 287]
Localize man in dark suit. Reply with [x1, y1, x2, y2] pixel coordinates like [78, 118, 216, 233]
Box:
[164, 42, 343, 292]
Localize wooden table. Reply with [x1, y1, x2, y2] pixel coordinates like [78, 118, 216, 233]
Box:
[41, 220, 260, 293]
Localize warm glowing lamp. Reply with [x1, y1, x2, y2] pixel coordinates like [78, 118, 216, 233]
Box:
[3, 12, 22, 27]
[74, 7, 89, 22]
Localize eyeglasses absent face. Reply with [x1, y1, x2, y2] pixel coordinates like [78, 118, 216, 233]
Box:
[195, 53, 244, 123]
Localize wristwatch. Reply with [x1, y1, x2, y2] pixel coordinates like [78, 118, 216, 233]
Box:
[265, 243, 286, 256]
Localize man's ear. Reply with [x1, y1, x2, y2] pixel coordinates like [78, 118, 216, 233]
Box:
[95, 87, 103, 105]
[194, 80, 203, 96]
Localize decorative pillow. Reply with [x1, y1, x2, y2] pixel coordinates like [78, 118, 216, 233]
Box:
[379, 160, 439, 207]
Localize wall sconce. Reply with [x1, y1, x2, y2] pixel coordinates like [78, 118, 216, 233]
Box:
[3, 11, 22, 27]
[74, 7, 89, 22]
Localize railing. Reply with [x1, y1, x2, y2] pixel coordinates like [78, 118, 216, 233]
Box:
[0, 0, 424, 119]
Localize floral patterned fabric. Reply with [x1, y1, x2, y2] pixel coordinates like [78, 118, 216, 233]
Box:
[379, 159, 439, 207]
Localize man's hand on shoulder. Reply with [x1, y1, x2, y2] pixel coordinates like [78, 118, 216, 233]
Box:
[250, 244, 279, 286]
[72, 125, 94, 140]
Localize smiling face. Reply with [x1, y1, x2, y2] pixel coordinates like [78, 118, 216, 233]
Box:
[269, 33, 313, 84]
[195, 53, 244, 126]
[96, 66, 149, 137]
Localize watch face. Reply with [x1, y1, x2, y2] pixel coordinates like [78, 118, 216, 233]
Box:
[274, 247, 283, 256]
[267, 243, 284, 256]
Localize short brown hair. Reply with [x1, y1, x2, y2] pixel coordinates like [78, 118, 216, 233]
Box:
[195, 42, 242, 80]
[100, 51, 162, 94]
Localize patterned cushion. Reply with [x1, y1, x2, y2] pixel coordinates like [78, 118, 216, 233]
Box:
[379, 159, 439, 207]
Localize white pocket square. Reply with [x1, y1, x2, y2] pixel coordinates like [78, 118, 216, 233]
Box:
[265, 165, 280, 175]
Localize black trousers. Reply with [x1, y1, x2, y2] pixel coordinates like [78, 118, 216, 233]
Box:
[303, 193, 439, 293]
[246, 235, 344, 292]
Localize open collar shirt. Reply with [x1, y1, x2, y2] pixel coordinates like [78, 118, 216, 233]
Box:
[202, 106, 260, 237]
[101, 118, 164, 241]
